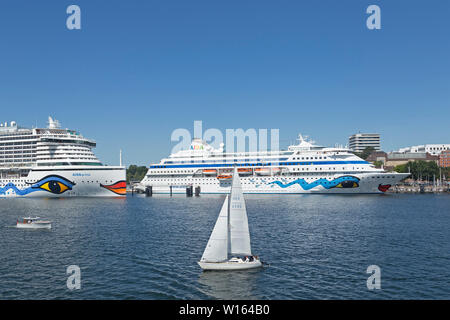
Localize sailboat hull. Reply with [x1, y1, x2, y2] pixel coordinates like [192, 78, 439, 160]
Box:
[198, 260, 262, 271]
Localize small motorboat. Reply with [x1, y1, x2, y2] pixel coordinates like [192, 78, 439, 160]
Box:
[16, 217, 52, 229]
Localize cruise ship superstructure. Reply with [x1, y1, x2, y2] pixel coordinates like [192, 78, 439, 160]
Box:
[0, 117, 126, 197]
[141, 135, 409, 194]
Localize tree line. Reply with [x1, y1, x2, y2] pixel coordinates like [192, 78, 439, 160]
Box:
[394, 160, 449, 181]
[126, 165, 148, 183]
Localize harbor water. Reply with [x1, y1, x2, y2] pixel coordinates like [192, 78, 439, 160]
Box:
[0, 194, 449, 299]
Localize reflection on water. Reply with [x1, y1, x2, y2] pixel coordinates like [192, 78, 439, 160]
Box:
[0, 194, 449, 299]
[198, 269, 262, 300]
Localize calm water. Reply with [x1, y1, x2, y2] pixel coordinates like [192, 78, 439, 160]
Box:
[0, 193, 449, 300]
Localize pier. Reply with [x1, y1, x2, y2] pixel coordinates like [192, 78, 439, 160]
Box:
[127, 183, 201, 197]
[388, 183, 450, 194]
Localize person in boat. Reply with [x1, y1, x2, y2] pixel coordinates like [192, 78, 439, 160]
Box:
[249, 256, 254, 262]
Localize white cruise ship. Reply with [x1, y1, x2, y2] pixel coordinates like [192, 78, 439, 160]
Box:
[141, 134, 409, 194]
[0, 117, 125, 197]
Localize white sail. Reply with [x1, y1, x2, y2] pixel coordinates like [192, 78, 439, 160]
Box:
[200, 195, 229, 262]
[229, 167, 252, 256]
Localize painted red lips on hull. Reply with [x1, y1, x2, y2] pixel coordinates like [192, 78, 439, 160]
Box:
[378, 184, 391, 192]
[100, 181, 126, 195]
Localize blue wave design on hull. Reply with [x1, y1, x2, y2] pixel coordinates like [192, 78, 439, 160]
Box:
[268, 176, 360, 190]
[0, 183, 35, 195]
[0, 176, 75, 196]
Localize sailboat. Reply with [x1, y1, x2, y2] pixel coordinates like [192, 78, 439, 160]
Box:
[198, 167, 262, 271]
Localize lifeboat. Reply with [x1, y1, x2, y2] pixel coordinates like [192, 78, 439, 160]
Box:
[254, 168, 271, 176]
[217, 175, 232, 180]
[203, 169, 217, 175]
[271, 167, 281, 174]
[238, 168, 252, 174]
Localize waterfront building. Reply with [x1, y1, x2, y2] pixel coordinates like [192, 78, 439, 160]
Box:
[367, 151, 439, 170]
[439, 150, 450, 168]
[385, 152, 439, 168]
[348, 133, 381, 153]
[366, 151, 388, 164]
[397, 144, 450, 156]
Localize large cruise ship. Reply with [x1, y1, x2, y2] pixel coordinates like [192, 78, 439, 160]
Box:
[0, 117, 126, 197]
[141, 134, 409, 194]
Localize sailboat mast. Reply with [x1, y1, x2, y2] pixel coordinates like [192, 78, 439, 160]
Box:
[227, 171, 232, 258]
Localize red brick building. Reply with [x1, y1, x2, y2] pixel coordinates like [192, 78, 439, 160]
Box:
[439, 150, 450, 168]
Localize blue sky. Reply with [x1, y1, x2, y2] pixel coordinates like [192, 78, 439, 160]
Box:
[0, 1, 449, 166]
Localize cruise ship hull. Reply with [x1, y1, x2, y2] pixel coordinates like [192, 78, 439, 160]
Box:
[140, 134, 410, 195]
[143, 173, 409, 194]
[0, 166, 126, 197]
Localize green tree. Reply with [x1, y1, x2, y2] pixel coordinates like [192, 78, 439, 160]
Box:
[373, 160, 383, 168]
[355, 146, 376, 160]
[126, 165, 148, 183]
[394, 160, 439, 181]
[442, 167, 450, 181]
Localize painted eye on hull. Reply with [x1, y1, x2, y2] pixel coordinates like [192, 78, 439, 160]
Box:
[40, 181, 70, 194]
[29, 175, 76, 194]
[336, 181, 359, 188]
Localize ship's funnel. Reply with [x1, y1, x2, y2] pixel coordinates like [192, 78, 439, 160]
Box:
[48, 116, 61, 129]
